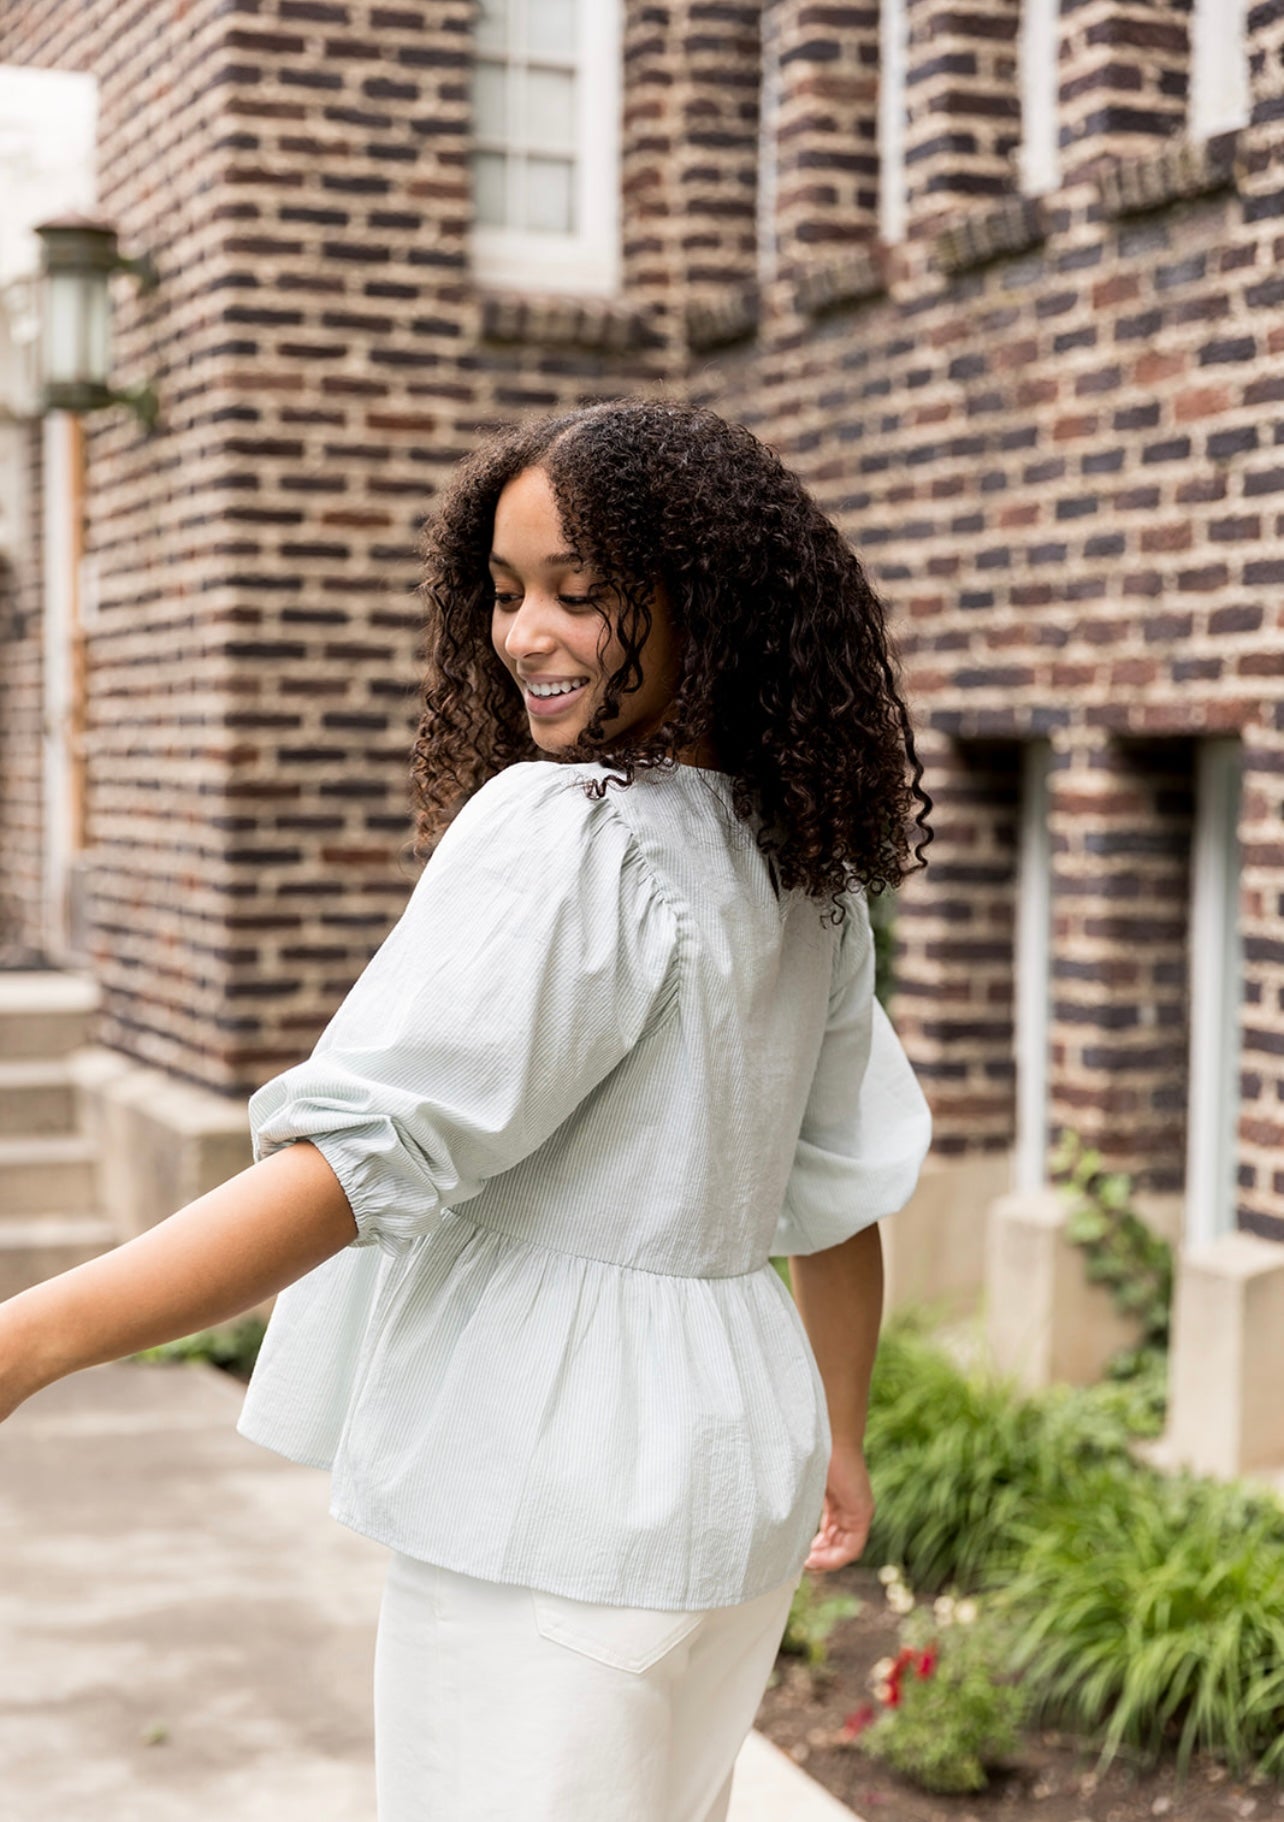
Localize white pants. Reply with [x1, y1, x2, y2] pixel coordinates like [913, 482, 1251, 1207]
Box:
[373, 1553, 801, 1821]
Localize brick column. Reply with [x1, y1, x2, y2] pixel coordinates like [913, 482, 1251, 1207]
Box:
[892, 732, 1019, 1160]
[1057, 0, 1190, 189]
[1047, 732, 1194, 1192]
[767, 0, 881, 274]
[903, 0, 1023, 236]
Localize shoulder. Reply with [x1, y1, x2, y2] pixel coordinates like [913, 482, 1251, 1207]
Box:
[439, 762, 629, 860]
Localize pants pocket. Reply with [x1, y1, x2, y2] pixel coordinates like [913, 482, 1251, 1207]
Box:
[529, 1588, 705, 1674]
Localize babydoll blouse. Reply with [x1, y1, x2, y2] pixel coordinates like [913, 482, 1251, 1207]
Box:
[236, 758, 932, 1612]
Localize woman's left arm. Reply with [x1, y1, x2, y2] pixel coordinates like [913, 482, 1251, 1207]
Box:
[0, 1140, 356, 1422]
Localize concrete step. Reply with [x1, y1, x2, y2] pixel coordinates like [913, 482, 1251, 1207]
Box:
[0, 1134, 98, 1215]
[0, 972, 100, 1060]
[0, 1214, 117, 1301]
[0, 1060, 78, 1136]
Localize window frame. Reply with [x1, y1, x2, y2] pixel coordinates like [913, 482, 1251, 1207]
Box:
[1018, 0, 1061, 197]
[469, 0, 622, 297]
[878, 0, 908, 245]
[1190, 0, 1250, 142]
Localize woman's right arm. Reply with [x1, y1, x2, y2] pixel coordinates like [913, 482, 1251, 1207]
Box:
[0, 1139, 357, 1423]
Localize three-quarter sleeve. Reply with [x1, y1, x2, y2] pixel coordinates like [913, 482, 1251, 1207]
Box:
[248, 764, 680, 1254]
[771, 891, 931, 1257]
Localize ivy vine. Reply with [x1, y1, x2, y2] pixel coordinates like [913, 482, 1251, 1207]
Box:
[1049, 1130, 1174, 1356]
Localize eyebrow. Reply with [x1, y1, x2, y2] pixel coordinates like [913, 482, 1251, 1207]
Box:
[489, 549, 586, 571]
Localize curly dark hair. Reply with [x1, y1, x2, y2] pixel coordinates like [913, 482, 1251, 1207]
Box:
[411, 397, 932, 906]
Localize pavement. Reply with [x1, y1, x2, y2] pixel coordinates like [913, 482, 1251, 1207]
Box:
[0, 1362, 857, 1822]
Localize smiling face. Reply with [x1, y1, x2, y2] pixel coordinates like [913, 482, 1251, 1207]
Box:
[488, 465, 681, 759]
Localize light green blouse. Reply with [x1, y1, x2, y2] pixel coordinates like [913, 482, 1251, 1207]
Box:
[237, 759, 931, 1610]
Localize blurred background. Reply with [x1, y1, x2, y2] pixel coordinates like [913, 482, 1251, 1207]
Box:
[1, 2, 1282, 1815]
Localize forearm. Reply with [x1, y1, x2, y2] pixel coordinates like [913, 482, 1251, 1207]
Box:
[0, 1140, 357, 1412]
[789, 1221, 884, 1452]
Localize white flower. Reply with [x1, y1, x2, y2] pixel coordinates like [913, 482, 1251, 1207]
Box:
[873, 1681, 893, 1706]
[955, 1598, 979, 1626]
[877, 1564, 902, 1587]
[933, 1594, 956, 1624]
[870, 1656, 896, 1687]
[888, 1584, 915, 1615]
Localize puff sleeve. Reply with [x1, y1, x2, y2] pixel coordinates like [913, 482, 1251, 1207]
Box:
[771, 890, 931, 1257]
[247, 763, 680, 1254]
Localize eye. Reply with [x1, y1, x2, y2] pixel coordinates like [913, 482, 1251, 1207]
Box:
[558, 594, 597, 608]
[491, 589, 521, 607]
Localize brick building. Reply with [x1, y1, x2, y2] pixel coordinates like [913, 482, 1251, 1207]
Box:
[1, 0, 1282, 1477]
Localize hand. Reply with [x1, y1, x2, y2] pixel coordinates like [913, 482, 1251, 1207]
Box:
[804, 1441, 875, 1573]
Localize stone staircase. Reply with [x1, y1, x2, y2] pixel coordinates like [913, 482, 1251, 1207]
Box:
[0, 972, 117, 1301]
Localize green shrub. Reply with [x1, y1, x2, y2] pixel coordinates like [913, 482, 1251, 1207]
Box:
[996, 1468, 1284, 1780]
[863, 1320, 1148, 1593]
[781, 1574, 861, 1668]
[132, 1316, 266, 1380]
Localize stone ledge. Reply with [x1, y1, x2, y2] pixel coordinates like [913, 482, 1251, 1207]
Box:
[794, 243, 889, 319]
[934, 194, 1048, 278]
[67, 1046, 252, 1241]
[686, 282, 760, 354]
[479, 290, 661, 354]
[1096, 128, 1239, 221]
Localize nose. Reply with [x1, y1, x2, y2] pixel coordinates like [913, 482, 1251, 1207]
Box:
[500, 588, 558, 661]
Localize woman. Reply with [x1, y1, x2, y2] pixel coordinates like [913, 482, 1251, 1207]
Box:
[0, 399, 933, 1820]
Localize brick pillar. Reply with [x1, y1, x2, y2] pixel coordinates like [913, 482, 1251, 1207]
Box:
[1056, 0, 1190, 189]
[1047, 733, 1194, 1192]
[902, 0, 1023, 236]
[892, 733, 1019, 1160]
[1238, 0, 1284, 222]
[767, 0, 881, 274]
[675, 0, 762, 348]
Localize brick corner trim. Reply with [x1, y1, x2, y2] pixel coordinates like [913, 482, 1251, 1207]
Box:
[933, 196, 1048, 279]
[1096, 129, 1241, 222]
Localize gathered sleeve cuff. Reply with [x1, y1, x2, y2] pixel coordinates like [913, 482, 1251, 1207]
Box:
[771, 891, 932, 1258]
[248, 764, 681, 1255]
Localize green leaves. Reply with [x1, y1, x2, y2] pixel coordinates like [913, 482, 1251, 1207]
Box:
[863, 1318, 1284, 1785]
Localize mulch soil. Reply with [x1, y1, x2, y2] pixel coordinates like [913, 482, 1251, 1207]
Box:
[754, 1565, 1281, 1822]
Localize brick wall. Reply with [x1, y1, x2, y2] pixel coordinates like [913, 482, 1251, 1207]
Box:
[695, 0, 1284, 1240]
[4, 0, 1284, 1241]
[0, 423, 44, 965]
[2, 0, 766, 1089]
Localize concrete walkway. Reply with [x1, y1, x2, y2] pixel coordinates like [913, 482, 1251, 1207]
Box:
[0, 1363, 857, 1821]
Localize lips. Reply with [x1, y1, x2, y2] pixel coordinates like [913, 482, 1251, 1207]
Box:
[522, 677, 590, 718]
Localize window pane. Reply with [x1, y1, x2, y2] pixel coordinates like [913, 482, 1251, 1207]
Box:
[476, 0, 509, 52]
[474, 151, 509, 226]
[474, 59, 508, 141]
[523, 65, 576, 153]
[524, 0, 576, 59]
[523, 155, 574, 232]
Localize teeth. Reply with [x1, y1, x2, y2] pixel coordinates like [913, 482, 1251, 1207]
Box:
[527, 678, 588, 698]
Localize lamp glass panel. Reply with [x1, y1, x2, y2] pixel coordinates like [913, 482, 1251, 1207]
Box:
[44, 272, 83, 385]
[84, 274, 111, 383]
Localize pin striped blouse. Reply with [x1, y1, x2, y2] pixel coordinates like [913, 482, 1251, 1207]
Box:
[236, 759, 932, 1611]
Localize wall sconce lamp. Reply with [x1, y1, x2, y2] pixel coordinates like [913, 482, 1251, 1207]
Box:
[35, 215, 159, 430]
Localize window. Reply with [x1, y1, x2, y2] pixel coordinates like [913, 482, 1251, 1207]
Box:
[1018, 0, 1060, 196]
[1014, 742, 1053, 1193]
[470, 0, 621, 295]
[878, 0, 908, 244]
[1190, 0, 1250, 140]
[1185, 739, 1243, 1246]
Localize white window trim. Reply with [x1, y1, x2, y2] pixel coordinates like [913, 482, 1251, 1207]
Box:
[1185, 739, 1243, 1248]
[878, 0, 908, 245]
[1014, 741, 1053, 1195]
[1190, 0, 1250, 141]
[1018, 0, 1060, 196]
[470, 0, 621, 296]
[757, 21, 781, 289]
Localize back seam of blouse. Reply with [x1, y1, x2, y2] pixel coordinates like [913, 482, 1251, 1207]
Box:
[445, 1207, 772, 1282]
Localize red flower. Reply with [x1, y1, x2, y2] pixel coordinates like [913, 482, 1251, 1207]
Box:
[884, 1679, 902, 1708]
[916, 1643, 939, 1679]
[841, 1702, 877, 1740]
